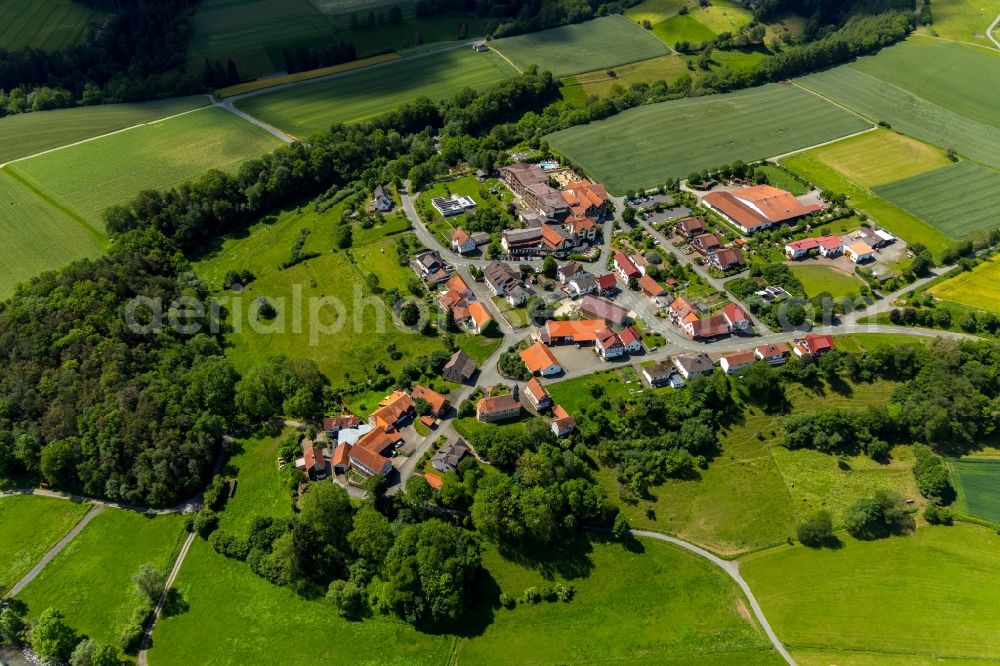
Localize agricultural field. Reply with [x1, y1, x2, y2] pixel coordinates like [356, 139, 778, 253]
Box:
[650, 14, 716, 46]
[216, 53, 398, 97]
[332, 13, 489, 57]
[188, 0, 335, 79]
[874, 161, 1000, 240]
[949, 457, 1000, 523]
[562, 54, 692, 100]
[929, 255, 1000, 313]
[788, 264, 864, 299]
[753, 165, 808, 195]
[8, 107, 281, 228]
[490, 16, 670, 78]
[625, 0, 752, 35]
[0, 496, 92, 596]
[743, 524, 1000, 661]
[236, 49, 517, 136]
[546, 82, 871, 194]
[0, 96, 209, 165]
[917, 0, 1000, 47]
[16, 510, 186, 644]
[781, 151, 953, 257]
[0, 170, 106, 300]
[454, 536, 780, 664]
[797, 39, 1000, 170]
[0, 0, 103, 51]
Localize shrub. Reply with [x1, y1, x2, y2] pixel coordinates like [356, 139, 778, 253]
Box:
[326, 580, 364, 619]
[499, 592, 515, 609]
[554, 583, 574, 602]
[209, 530, 250, 560]
[117, 622, 143, 653]
[522, 587, 541, 604]
[540, 586, 556, 602]
[796, 510, 835, 547]
[193, 510, 219, 539]
[843, 490, 911, 540]
[612, 512, 631, 540]
[924, 504, 953, 525]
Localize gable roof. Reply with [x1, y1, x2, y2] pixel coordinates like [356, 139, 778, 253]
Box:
[324, 414, 360, 432]
[559, 260, 583, 278]
[704, 185, 823, 230]
[371, 391, 415, 429]
[721, 302, 750, 324]
[444, 350, 477, 380]
[638, 274, 666, 296]
[452, 227, 471, 245]
[614, 251, 640, 277]
[332, 442, 351, 467]
[423, 472, 444, 490]
[756, 342, 790, 357]
[411, 384, 448, 414]
[619, 325, 641, 347]
[525, 377, 550, 402]
[670, 296, 697, 318]
[846, 240, 873, 256]
[690, 314, 731, 338]
[355, 426, 403, 456]
[468, 301, 493, 328]
[711, 247, 745, 267]
[580, 294, 630, 325]
[520, 342, 561, 373]
[673, 351, 714, 374]
[796, 333, 835, 355]
[561, 180, 607, 215]
[541, 223, 571, 249]
[722, 350, 757, 366]
[595, 327, 624, 351]
[596, 273, 617, 290]
[693, 232, 723, 248]
[349, 445, 391, 475]
[675, 216, 705, 233]
[446, 273, 471, 294]
[477, 393, 520, 415]
[551, 404, 575, 431]
[545, 319, 607, 342]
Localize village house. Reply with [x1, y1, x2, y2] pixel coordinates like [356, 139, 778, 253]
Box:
[501, 227, 543, 256]
[792, 333, 836, 358]
[668, 295, 698, 322]
[476, 392, 522, 422]
[672, 352, 715, 379]
[692, 232, 724, 253]
[371, 184, 393, 212]
[720, 350, 757, 374]
[432, 438, 471, 473]
[580, 294, 632, 327]
[707, 247, 746, 272]
[442, 350, 478, 384]
[703, 184, 824, 234]
[721, 302, 752, 332]
[614, 251, 641, 282]
[558, 260, 583, 283]
[370, 391, 415, 430]
[619, 325, 643, 353]
[632, 252, 651, 276]
[520, 342, 563, 376]
[755, 342, 791, 365]
[472, 40, 488, 52]
[673, 216, 706, 238]
[468, 301, 494, 334]
[524, 377, 553, 412]
[324, 414, 360, 440]
[411, 385, 449, 417]
[451, 228, 477, 254]
[568, 272, 599, 298]
[595, 327, 626, 360]
[540, 319, 607, 345]
[642, 360, 678, 387]
[596, 273, 617, 296]
[484, 261, 522, 296]
[446, 273, 472, 299]
[855, 227, 896, 249]
[412, 250, 449, 284]
[683, 313, 731, 340]
[299, 443, 327, 480]
[550, 405, 576, 438]
[348, 444, 393, 477]
[332, 443, 351, 474]
[785, 235, 843, 260]
[567, 214, 598, 240]
[844, 241, 875, 263]
[540, 224, 574, 255]
[638, 274, 666, 299]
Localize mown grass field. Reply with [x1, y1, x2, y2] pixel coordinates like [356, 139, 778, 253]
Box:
[917, 0, 1000, 48]
[949, 457, 1000, 523]
[788, 264, 864, 299]
[781, 151, 953, 256]
[874, 161, 1000, 240]
[0, 96, 209, 165]
[333, 13, 489, 57]
[455, 536, 779, 664]
[216, 53, 398, 96]
[929, 255, 1000, 312]
[799, 128, 952, 188]
[0, 170, 106, 300]
[0, 496, 92, 596]
[0, 0, 103, 51]
[743, 524, 1000, 661]
[188, 0, 335, 79]
[547, 83, 871, 194]
[237, 49, 516, 136]
[754, 165, 808, 195]
[562, 54, 692, 100]
[490, 15, 670, 77]
[650, 14, 716, 46]
[625, 0, 752, 35]
[219, 426, 297, 532]
[8, 107, 281, 228]
[17, 510, 186, 644]
[797, 40, 1000, 171]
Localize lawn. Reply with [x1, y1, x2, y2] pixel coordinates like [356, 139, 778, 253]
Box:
[457, 334, 503, 365]
[917, 0, 1000, 48]
[742, 524, 1000, 660]
[833, 332, 931, 353]
[0, 95, 209, 165]
[150, 540, 452, 665]
[929, 255, 1000, 313]
[455, 536, 780, 664]
[874, 161, 1000, 240]
[546, 82, 871, 194]
[417, 175, 513, 222]
[17, 510, 186, 644]
[788, 264, 864, 299]
[799, 128, 952, 188]
[0, 0, 103, 51]
[796, 41, 1000, 171]
[8, 107, 281, 229]
[781, 151, 953, 257]
[650, 14, 716, 46]
[490, 15, 670, 78]
[491, 296, 532, 327]
[236, 49, 517, 136]
[569, 54, 692, 98]
[949, 456, 1000, 523]
[0, 495, 92, 596]
[0, 170, 106, 301]
[188, 0, 336, 79]
[547, 370, 635, 415]
[219, 426, 297, 532]
[753, 165, 808, 195]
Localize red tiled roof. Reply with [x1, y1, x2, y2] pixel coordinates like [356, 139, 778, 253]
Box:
[349, 445, 391, 475]
[638, 274, 666, 296]
[324, 415, 360, 431]
[332, 442, 351, 467]
[371, 391, 415, 429]
[411, 384, 448, 415]
[520, 342, 561, 374]
[722, 350, 756, 366]
[541, 223, 569, 249]
[468, 301, 493, 329]
[423, 472, 444, 490]
[446, 273, 470, 294]
[304, 447, 323, 470]
[670, 296, 697, 318]
[796, 333, 835, 355]
[619, 325, 641, 347]
[614, 251, 640, 278]
[721, 302, 750, 324]
[595, 327, 623, 351]
[545, 319, 607, 342]
[420, 415, 436, 428]
[561, 180, 607, 216]
[597, 273, 617, 290]
[705, 185, 823, 230]
[477, 393, 520, 415]
[439, 289, 466, 310]
[817, 235, 842, 250]
[787, 237, 820, 252]
[711, 248, 745, 268]
[525, 377, 550, 402]
[551, 404, 575, 432]
[756, 342, 790, 357]
[356, 427, 402, 456]
[452, 227, 471, 245]
[568, 215, 596, 231]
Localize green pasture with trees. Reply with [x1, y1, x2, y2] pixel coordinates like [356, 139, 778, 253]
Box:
[743, 524, 1000, 661]
[235, 49, 517, 136]
[546, 83, 870, 193]
[0, 0, 103, 51]
[8, 107, 281, 228]
[490, 15, 670, 77]
[0, 496, 91, 595]
[16, 510, 186, 646]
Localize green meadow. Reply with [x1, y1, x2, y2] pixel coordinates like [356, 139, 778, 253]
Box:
[0, 0, 102, 51]
[0, 495, 91, 595]
[950, 457, 1000, 523]
[788, 264, 864, 299]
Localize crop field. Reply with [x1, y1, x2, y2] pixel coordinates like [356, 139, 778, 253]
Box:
[455, 536, 779, 664]
[9, 107, 281, 228]
[236, 49, 517, 136]
[0, 96, 209, 165]
[801, 128, 952, 188]
[189, 0, 335, 79]
[0, 496, 92, 596]
[0, 170, 106, 300]
[17, 510, 186, 644]
[333, 13, 489, 57]
[918, 0, 1000, 47]
[216, 53, 398, 97]
[743, 524, 1000, 660]
[930, 255, 1000, 312]
[490, 16, 670, 78]
[781, 151, 953, 256]
[564, 54, 691, 100]
[797, 43, 1000, 170]
[546, 83, 871, 194]
[0, 0, 102, 51]
[788, 264, 863, 299]
[874, 161, 1000, 240]
[950, 457, 1000, 523]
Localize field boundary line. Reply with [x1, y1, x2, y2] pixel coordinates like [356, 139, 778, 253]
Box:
[3, 504, 103, 599]
[137, 530, 197, 666]
[781, 642, 1000, 662]
[788, 81, 877, 127]
[0, 98, 213, 169]
[484, 44, 524, 75]
[989, 12, 1000, 50]
[216, 100, 296, 144]
[2, 165, 107, 247]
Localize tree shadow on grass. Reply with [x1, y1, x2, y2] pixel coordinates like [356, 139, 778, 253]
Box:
[422, 567, 501, 639]
[161, 587, 190, 618]
[496, 532, 595, 582]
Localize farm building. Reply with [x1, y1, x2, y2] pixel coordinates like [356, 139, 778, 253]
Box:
[324, 414, 360, 439]
[472, 41, 489, 52]
[579, 294, 632, 326]
[703, 184, 823, 234]
[541, 319, 607, 345]
[785, 235, 842, 259]
[370, 391, 415, 430]
[844, 241, 875, 263]
[443, 350, 478, 383]
[520, 342, 563, 376]
[410, 385, 449, 417]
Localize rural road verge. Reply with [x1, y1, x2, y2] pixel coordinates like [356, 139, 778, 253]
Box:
[630, 529, 796, 665]
[137, 531, 197, 666]
[4, 505, 104, 599]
